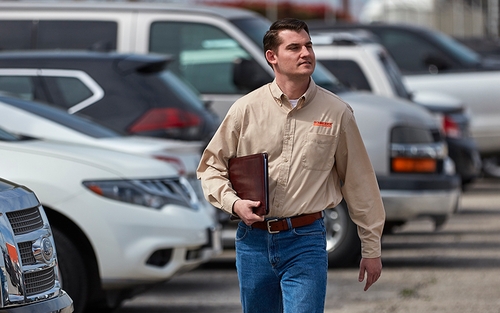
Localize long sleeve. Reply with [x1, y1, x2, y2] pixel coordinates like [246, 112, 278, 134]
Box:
[196, 106, 241, 214]
[334, 112, 386, 258]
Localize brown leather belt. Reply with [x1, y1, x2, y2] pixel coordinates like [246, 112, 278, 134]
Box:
[252, 212, 323, 233]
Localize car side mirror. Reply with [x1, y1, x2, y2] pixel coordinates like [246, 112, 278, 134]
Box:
[232, 58, 272, 92]
[423, 54, 451, 73]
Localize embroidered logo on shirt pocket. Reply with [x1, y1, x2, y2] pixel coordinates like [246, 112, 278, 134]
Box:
[301, 133, 337, 171]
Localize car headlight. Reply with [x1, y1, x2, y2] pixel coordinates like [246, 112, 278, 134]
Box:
[83, 176, 199, 210]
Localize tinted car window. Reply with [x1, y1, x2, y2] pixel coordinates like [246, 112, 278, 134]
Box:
[378, 51, 411, 99]
[0, 20, 117, 51]
[150, 22, 253, 94]
[0, 76, 35, 100]
[374, 29, 453, 72]
[43, 76, 94, 109]
[319, 60, 371, 91]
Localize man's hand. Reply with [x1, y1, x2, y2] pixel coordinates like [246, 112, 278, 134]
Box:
[233, 199, 265, 225]
[358, 257, 382, 291]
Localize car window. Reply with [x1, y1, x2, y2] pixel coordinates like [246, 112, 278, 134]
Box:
[373, 28, 455, 73]
[44, 76, 94, 109]
[0, 69, 104, 114]
[377, 51, 412, 99]
[0, 20, 117, 51]
[150, 21, 254, 94]
[0, 76, 35, 101]
[318, 60, 372, 92]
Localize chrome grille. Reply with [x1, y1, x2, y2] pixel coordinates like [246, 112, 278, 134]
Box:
[6, 207, 43, 235]
[18, 241, 36, 265]
[25, 267, 55, 296]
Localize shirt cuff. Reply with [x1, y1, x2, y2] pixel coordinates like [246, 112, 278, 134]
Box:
[222, 193, 241, 215]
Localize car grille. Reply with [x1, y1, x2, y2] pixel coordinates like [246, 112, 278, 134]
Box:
[24, 267, 55, 296]
[6, 207, 44, 235]
[18, 241, 36, 265]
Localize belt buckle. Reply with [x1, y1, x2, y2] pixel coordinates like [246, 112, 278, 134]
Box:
[266, 219, 279, 234]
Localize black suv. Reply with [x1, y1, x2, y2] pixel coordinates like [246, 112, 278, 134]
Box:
[0, 51, 219, 143]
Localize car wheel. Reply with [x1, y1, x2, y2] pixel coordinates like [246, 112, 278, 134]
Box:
[482, 155, 500, 177]
[324, 201, 361, 267]
[52, 227, 88, 313]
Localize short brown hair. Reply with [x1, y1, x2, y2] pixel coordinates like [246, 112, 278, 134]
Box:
[263, 18, 310, 53]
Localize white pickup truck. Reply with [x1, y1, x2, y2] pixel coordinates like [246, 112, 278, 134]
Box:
[309, 22, 500, 176]
[311, 31, 482, 186]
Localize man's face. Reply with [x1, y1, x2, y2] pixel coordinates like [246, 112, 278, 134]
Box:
[267, 29, 316, 79]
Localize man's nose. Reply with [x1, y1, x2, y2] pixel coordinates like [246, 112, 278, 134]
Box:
[300, 46, 311, 56]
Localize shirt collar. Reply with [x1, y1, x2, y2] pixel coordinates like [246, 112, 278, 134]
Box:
[270, 78, 317, 109]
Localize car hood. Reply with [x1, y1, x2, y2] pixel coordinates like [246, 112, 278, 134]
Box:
[0, 139, 179, 178]
[89, 136, 203, 175]
[411, 90, 465, 114]
[338, 91, 439, 129]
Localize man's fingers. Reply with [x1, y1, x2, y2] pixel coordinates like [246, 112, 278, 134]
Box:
[363, 272, 381, 291]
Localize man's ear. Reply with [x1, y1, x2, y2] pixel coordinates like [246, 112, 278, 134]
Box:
[265, 50, 277, 65]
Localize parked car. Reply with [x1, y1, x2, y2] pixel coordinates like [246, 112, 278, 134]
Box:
[0, 51, 219, 144]
[0, 177, 73, 312]
[0, 2, 461, 267]
[0, 94, 217, 221]
[308, 21, 500, 177]
[0, 127, 222, 313]
[310, 31, 482, 186]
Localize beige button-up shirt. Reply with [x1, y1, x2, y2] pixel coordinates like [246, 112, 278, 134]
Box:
[197, 79, 385, 258]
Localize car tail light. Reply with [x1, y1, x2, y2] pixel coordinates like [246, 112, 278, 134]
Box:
[442, 115, 462, 138]
[390, 126, 447, 174]
[128, 108, 201, 133]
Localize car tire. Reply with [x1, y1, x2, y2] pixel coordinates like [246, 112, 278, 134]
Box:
[52, 227, 88, 313]
[324, 201, 361, 268]
[482, 155, 500, 178]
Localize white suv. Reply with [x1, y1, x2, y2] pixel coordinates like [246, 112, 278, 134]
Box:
[0, 127, 221, 313]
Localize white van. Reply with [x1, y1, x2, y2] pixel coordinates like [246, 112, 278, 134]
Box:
[0, 2, 461, 267]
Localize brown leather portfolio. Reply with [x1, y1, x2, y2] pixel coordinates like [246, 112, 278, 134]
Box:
[228, 152, 269, 216]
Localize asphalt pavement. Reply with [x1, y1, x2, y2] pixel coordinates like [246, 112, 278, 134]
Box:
[114, 177, 500, 313]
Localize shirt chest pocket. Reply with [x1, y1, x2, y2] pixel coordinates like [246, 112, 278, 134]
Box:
[301, 133, 338, 171]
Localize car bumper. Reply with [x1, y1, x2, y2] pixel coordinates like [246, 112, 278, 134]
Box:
[4, 290, 73, 313]
[447, 136, 482, 184]
[378, 173, 461, 222]
[56, 193, 222, 289]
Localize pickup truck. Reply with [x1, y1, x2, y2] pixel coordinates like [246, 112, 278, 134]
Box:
[310, 31, 482, 186]
[309, 22, 500, 177]
[0, 177, 73, 312]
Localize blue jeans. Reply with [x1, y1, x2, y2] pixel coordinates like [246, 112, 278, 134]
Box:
[235, 218, 328, 313]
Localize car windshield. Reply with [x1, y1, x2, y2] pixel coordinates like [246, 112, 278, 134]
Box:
[0, 96, 122, 138]
[430, 30, 481, 66]
[230, 17, 348, 94]
[378, 50, 412, 99]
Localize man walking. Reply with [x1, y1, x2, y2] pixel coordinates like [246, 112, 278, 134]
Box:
[197, 17, 385, 313]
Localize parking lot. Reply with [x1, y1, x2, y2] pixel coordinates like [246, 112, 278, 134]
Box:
[112, 177, 500, 313]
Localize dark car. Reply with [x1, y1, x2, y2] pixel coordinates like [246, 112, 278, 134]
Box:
[0, 51, 219, 143]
